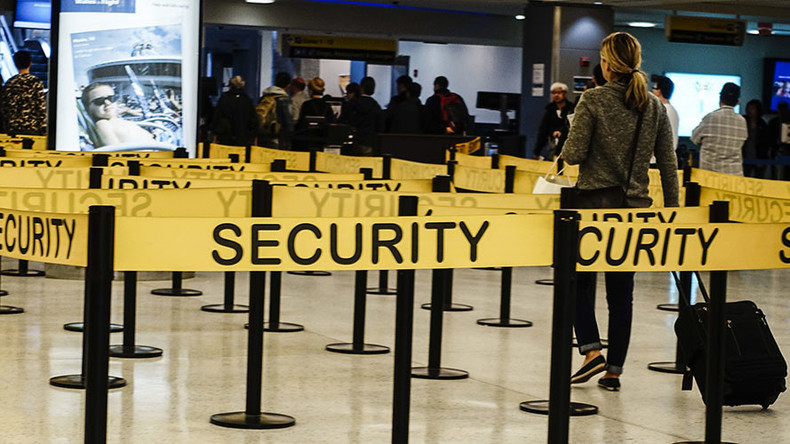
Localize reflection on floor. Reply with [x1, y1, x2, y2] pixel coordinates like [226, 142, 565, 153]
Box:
[1, 261, 790, 443]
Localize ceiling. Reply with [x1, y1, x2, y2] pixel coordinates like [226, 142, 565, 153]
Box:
[292, 0, 790, 27]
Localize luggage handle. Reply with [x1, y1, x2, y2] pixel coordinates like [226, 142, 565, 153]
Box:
[669, 271, 710, 307]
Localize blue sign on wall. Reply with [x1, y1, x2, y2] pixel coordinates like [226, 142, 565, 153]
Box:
[61, 0, 135, 13]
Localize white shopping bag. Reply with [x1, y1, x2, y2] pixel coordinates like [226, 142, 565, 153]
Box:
[532, 157, 575, 195]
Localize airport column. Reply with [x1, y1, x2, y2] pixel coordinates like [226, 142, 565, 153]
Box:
[519, 2, 613, 159]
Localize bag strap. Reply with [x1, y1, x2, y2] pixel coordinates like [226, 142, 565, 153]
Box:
[623, 111, 645, 193]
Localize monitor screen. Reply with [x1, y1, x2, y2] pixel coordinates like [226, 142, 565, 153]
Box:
[665, 72, 741, 138]
[15, 0, 51, 29]
[764, 59, 790, 112]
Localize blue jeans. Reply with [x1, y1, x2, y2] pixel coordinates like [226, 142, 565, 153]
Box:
[573, 271, 635, 375]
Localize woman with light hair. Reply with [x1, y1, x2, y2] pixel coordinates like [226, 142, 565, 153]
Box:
[563, 32, 679, 391]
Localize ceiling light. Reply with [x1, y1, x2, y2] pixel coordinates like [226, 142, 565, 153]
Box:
[593, 2, 603, 4]
[247, 0, 275, 4]
[747, 29, 759, 35]
[515, 14, 526, 20]
[628, 22, 656, 28]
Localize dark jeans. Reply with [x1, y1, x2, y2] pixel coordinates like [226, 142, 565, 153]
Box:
[574, 271, 635, 375]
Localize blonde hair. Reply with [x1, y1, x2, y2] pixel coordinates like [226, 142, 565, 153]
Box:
[600, 32, 648, 111]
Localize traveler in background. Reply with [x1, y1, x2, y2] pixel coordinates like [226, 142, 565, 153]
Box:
[533, 82, 574, 159]
[338, 76, 381, 156]
[288, 77, 309, 123]
[386, 79, 423, 134]
[296, 77, 336, 131]
[424, 76, 469, 134]
[768, 101, 790, 179]
[1, 51, 46, 135]
[742, 99, 768, 178]
[211, 75, 258, 147]
[652, 75, 679, 159]
[563, 32, 679, 391]
[691, 83, 748, 176]
[384, 75, 412, 131]
[257, 71, 294, 149]
[592, 63, 607, 87]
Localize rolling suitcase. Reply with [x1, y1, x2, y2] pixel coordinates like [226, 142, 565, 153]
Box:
[673, 271, 787, 409]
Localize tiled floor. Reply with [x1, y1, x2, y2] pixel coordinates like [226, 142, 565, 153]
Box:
[1, 259, 789, 443]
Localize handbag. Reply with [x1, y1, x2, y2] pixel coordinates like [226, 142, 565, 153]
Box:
[533, 156, 575, 195]
[572, 111, 644, 209]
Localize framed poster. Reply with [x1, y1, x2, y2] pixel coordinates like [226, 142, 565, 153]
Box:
[55, 0, 199, 155]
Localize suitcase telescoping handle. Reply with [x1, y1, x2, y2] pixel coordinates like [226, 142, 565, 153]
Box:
[670, 271, 710, 306]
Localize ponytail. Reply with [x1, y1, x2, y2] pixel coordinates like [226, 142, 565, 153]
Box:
[600, 32, 649, 111]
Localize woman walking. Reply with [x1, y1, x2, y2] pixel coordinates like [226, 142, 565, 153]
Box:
[562, 32, 680, 391]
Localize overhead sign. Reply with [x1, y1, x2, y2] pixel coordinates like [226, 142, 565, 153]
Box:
[0, 208, 88, 266]
[282, 34, 398, 64]
[666, 15, 746, 46]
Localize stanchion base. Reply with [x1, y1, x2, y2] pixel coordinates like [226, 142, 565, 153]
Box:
[201, 303, 249, 313]
[535, 279, 554, 286]
[63, 322, 123, 333]
[325, 342, 390, 355]
[476, 318, 533, 328]
[519, 400, 598, 416]
[0, 305, 23, 314]
[0, 269, 44, 277]
[657, 303, 680, 312]
[264, 322, 305, 333]
[109, 344, 163, 359]
[366, 287, 397, 295]
[411, 366, 469, 380]
[0, 289, 8, 296]
[49, 374, 126, 390]
[420, 302, 473, 312]
[572, 337, 608, 349]
[210, 411, 295, 430]
[151, 288, 203, 297]
[647, 361, 685, 374]
[673, 441, 736, 444]
[287, 271, 331, 276]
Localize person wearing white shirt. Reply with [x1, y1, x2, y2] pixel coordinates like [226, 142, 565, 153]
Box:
[652, 76, 679, 151]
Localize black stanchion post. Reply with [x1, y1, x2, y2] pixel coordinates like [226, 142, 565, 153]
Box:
[245, 145, 252, 163]
[326, 270, 389, 354]
[520, 210, 597, 428]
[211, 180, 295, 430]
[84, 206, 116, 444]
[392, 195, 418, 444]
[202, 271, 248, 313]
[229, 153, 240, 163]
[263, 271, 304, 332]
[109, 271, 163, 358]
[271, 159, 287, 172]
[706, 201, 729, 443]
[650, 182, 701, 373]
[360, 167, 373, 180]
[128, 160, 141, 176]
[382, 154, 392, 180]
[491, 153, 499, 169]
[478, 165, 532, 327]
[309, 150, 317, 172]
[51, 207, 126, 390]
[0, 255, 21, 314]
[92, 153, 109, 167]
[151, 271, 203, 297]
[421, 174, 472, 312]
[174, 147, 188, 158]
[64, 168, 120, 333]
[202, 140, 211, 158]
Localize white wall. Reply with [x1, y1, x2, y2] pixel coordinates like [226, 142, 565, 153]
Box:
[399, 41, 522, 124]
[366, 64, 392, 107]
[318, 59, 351, 97]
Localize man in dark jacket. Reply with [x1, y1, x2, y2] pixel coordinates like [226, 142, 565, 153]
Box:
[211, 75, 258, 146]
[338, 76, 381, 155]
[424, 76, 469, 134]
[534, 82, 575, 159]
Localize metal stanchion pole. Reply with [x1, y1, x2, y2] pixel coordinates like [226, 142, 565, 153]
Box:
[326, 270, 389, 354]
[392, 195, 418, 444]
[211, 180, 295, 430]
[520, 210, 597, 437]
[109, 271, 163, 358]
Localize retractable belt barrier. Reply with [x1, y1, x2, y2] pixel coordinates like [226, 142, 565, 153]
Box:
[314, 151, 384, 178]
[691, 167, 790, 199]
[390, 158, 447, 180]
[700, 185, 790, 223]
[2, 148, 175, 159]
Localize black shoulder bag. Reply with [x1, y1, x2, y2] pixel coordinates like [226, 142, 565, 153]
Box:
[573, 111, 644, 209]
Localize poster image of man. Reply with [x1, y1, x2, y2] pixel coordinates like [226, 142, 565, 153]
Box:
[72, 24, 183, 150]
